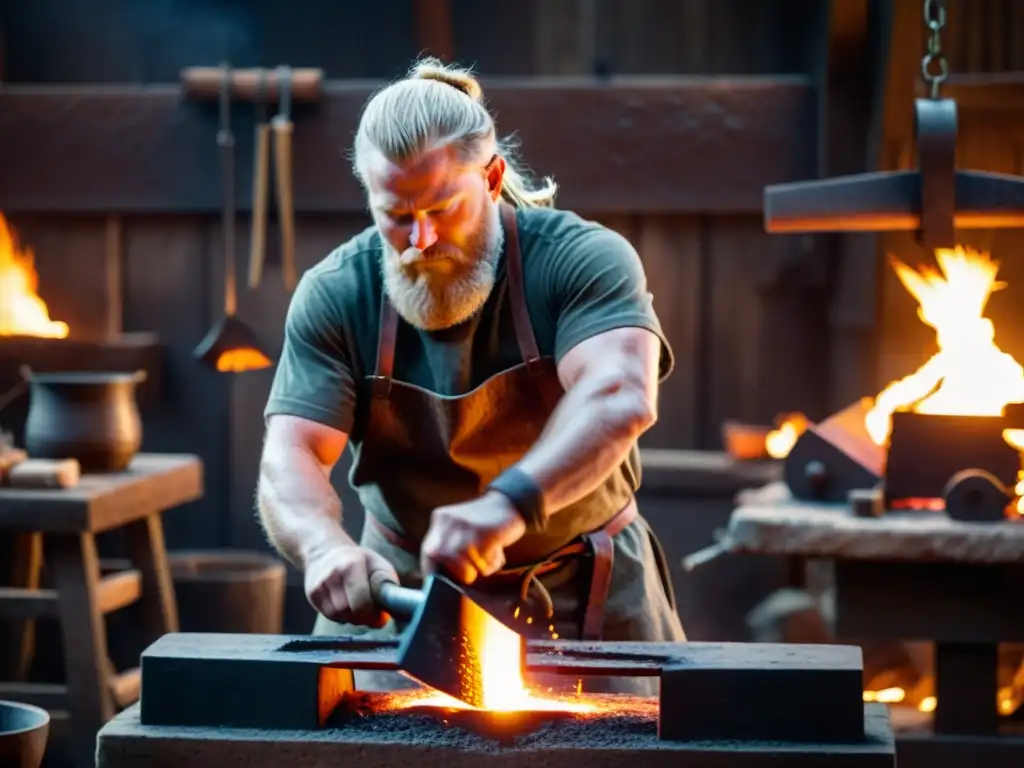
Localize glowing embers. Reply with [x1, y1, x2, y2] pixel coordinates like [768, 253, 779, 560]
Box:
[336, 690, 656, 745]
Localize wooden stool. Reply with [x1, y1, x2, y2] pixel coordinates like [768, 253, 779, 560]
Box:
[0, 454, 202, 768]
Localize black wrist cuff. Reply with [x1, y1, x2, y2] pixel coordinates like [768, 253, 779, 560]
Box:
[488, 467, 547, 533]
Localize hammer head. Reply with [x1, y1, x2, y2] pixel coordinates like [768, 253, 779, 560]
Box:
[394, 574, 523, 709]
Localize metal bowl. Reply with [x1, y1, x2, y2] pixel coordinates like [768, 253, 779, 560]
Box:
[0, 700, 50, 768]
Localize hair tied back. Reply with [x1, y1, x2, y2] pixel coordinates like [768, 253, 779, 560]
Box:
[410, 59, 484, 103]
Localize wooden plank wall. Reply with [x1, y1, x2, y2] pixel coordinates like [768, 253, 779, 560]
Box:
[0, 0, 828, 558]
[876, 0, 1024, 396]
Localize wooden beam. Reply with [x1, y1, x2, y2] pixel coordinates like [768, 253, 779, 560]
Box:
[0, 77, 815, 215]
[767, 168, 1024, 233]
[412, 0, 455, 62]
[943, 71, 1024, 112]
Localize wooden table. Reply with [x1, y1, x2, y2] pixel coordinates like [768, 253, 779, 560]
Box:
[0, 453, 202, 768]
[719, 481, 1024, 768]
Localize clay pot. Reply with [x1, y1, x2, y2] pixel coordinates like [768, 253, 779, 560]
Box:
[0, 700, 50, 768]
[23, 370, 146, 473]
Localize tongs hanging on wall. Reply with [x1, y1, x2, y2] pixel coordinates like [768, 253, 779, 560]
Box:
[248, 65, 297, 292]
[193, 63, 274, 374]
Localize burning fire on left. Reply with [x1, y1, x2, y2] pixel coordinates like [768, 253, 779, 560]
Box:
[0, 213, 68, 338]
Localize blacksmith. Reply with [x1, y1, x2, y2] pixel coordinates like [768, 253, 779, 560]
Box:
[257, 58, 685, 695]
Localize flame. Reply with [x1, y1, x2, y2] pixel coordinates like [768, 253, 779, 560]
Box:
[865, 248, 1024, 443]
[766, 413, 809, 459]
[0, 213, 69, 338]
[862, 247, 1024, 515]
[216, 348, 272, 373]
[398, 609, 596, 714]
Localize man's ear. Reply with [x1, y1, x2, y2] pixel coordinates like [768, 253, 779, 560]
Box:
[485, 155, 506, 201]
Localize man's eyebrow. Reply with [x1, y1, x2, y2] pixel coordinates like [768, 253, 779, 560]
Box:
[384, 191, 461, 214]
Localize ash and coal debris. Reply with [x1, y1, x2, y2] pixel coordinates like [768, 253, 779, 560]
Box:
[326, 694, 659, 752]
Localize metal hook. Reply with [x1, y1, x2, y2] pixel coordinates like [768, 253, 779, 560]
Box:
[276, 64, 292, 121]
[255, 67, 268, 122]
[217, 62, 233, 148]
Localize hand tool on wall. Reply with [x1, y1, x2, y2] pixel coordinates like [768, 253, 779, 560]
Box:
[193, 62, 273, 373]
[247, 69, 270, 290]
[370, 572, 524, 709]
[271, 65, 297, 291]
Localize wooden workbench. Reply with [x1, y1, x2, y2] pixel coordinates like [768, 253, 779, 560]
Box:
[0, 453, 203, 768]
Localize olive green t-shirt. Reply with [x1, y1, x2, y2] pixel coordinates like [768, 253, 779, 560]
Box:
[264, 206, 674, 439]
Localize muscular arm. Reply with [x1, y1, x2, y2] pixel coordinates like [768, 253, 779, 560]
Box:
[257, 415, 353, 569]
[258, 265, 362, 568]
[514, 326, 659, 516]
[504, 221, 671, 521]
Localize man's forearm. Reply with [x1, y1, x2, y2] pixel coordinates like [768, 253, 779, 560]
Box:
[257, 442, 353, 568]
[513, 371, 655, 517]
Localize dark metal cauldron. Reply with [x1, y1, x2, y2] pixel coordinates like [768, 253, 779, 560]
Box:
[0, 700, 50, 768]
[23, 370, 146, 473]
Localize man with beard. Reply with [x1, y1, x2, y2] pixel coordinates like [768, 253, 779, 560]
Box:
[257, 57, 686, 695]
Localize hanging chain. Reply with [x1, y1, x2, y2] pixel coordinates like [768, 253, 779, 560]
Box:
[921, 0, 948, 99]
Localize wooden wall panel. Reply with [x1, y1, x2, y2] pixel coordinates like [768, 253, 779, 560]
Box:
[3, 0, 824, 85]
[633, 216, 703, 450]
[537, 0, 820, 77]
[2, 0, 419, 83]
[122, 216, 228, 550]
[942, 0, 1024, 73]
[703, 216, 830, 445]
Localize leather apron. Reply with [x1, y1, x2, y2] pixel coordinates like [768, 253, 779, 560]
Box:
[314, 204, 686, 696]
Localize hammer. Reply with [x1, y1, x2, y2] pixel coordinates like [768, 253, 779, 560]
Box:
[371, 573, 522, 708]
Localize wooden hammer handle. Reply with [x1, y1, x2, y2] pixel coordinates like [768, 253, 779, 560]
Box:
[272, 117, 297, 291]
[248, 123, 271, 289]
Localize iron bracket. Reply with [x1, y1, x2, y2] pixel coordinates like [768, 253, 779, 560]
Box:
[764, 98, 1024, 238]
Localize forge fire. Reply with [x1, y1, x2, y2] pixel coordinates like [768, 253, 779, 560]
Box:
[774, 245, 1024, 516]
[864, 247, 1024, 457]
[0, 212, 68, 338]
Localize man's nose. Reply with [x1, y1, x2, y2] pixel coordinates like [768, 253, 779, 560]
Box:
[410, 215, 438, 251]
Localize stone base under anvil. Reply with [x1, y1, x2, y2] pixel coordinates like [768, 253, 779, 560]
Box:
[97, 701, 896, 768]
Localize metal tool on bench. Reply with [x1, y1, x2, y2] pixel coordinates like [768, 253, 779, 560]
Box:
[371, 572, 524, 708]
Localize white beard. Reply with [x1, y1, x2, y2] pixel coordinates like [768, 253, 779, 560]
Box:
[381, 206, 504, 331]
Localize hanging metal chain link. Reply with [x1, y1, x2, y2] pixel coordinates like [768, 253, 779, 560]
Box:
[921, 0, 948, 98]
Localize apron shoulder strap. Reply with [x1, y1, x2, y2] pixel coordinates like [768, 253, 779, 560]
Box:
[500, 204, 544, 375]
[370, 294, 398, 398]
